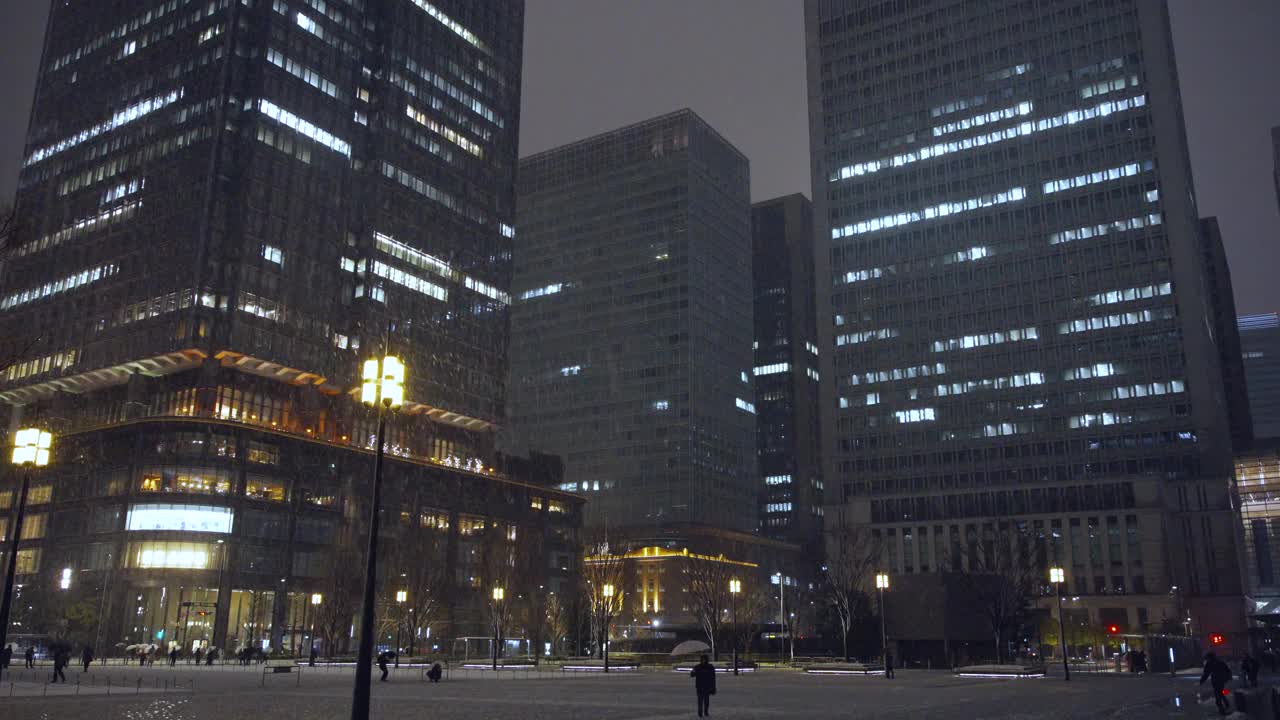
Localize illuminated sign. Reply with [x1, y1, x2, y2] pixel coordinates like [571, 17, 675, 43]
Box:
[127, 504, 234, 533]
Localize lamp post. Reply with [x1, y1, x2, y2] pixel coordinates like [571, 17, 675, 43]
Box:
[309, 593, 321, 665]
[1050, 567, 1069, 681]
[394, 590, 406, 667]
[729, 578, 741, 675]
[602, 583, 614, 673]
[491, 586, 504, 671]
[2, 428, 51, 683]
[351, 355, 403, 720]
[775, 572, 790, 665]
[875, 572, 890, 675]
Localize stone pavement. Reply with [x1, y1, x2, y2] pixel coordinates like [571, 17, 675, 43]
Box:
[0, 663, 1263, 719]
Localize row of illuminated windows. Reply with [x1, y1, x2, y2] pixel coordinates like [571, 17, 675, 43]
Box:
[1086, 282, 1172, 307]
[754, 363, 790, 376]
[808, 368, 820, 382]
[238, 291, 285, 323]
[831, 187, 1026, 239]
[932, 101, 1033, 137]
[1043, 161, 1152, 195]
[387, 71, 493, 145]
[267, 48, 340, 99]
[56, 125, 211, 197]
[1048, 212, 1162, 245]
[257, 98, 349, 156]
[850, 362, 948, 387]
[1081, 74, 1140, 100]
[406, 0, 487, 54]
[406, 104, 483, 157]
[935, 371, 1046, 397]
[1057, 307, 1175, 335]
[47, 0, 197, 72]
[25, 89, 182, 166]
[1, 263, 118, 310]
[519, 282, 568, 301]
[765, 475, 792, 486]
[256, 121, 313, 164]
[836, 328, 899, 346]
[736, 398, 756, 414]
[286, 6, 357, 56]
[381, 161, 485, 225]
[369, 260, 448, 302]
[1070, 380, 1186, 404]
[895, 408, 936, 423]
[3, 350, 76, 382]
[765, 502, 793, 513]
[13, 199, 140, 257]
[101, 178, 143, 205]
[402, 55, 501, 128]
[101, 288, 202, 333]
[829, 95, 1147, 183]
[1068, 407, 1174, 429]
[374, 231, 509, 304]
[931, 326, 1038, 353]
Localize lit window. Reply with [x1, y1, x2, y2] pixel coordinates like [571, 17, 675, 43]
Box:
[262, 244, 284, 265]
[519, 283, 568, 301]
[2, 263, 119, 310]
[1085, 282, 1172, 306]
[765, 475, 792, 485]
[126, 504, 234, 533]
[653, 400, 669, 411]
[560, 365, 582, 377]
[24, 88, 183, 166]
[1057, 307, 1176, 335]
[1043, 161, 1152, 194]
[932, 327, 1038, 352]
[836, 328, 898, 345]
[894, 408, 936, 423]
[754, 363, 790, 376]
[258, 99, 350, 156]
[736, 398, 756, 414]
[404, 0, 487, 53]
[832, 188, 1026, 239]
[368, 260, 448, 302]
[932, 102, 1033, 137]
[128, 541, 214, 569]
[407, 104, 483, 157]
[1048, 213, 1162, 245]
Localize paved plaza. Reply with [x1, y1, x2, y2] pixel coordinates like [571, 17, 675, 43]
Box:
[0, 662, 1263, 719]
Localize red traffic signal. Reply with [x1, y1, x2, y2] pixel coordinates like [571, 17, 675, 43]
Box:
[1210, 633, 1225, 645]
[1107, 624, 1120, 634]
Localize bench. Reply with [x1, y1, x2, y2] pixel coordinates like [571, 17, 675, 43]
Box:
[261, 659, 301, 687]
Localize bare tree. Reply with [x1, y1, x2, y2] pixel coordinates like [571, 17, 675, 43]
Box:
[681, 553, 739, 660]
[543, 590, 573, 657]
[731, 586, 771, 662]
[823, 523, 881, 661]
[378, 531, 449, 656]
[581, 534, 627, 659]
[314, 547, 362, 658]
[947, 525, 1039, 663]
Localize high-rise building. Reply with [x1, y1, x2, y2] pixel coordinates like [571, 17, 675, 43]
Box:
[1239, 313, 1280, 440]
[752, 194, 824, 553]
[807, 0, 1245, 657]
[509, 109, 758, 536]
[0, 0, 583, 654]
[1200, 217, 1251, 450]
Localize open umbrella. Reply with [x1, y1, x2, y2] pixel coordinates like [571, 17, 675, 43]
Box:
[669, 640, 711, 657]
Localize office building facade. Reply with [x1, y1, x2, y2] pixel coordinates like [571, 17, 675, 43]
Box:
[1240, 313, 1280, 441]
[1200, 217, 1251, 450]
[0, 0, 584, 655]
[752, 195, 824, 552]
[509, 110, 759, 536]
[807, 0, 1244, 650]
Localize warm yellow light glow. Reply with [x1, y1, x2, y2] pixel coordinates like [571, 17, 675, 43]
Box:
[361, 356, 405, 407]
[396, 590, 407, 603]
[12, 428, 52, 467]
[492, 587, 504, 601]
[361, 358, 380, 405]
[729, 579, 742, 595]
[875, 573, 890, 590]
[1049, 567, 1066, 584]
[311, 593, 323, 605]
[603, 583, 615, 598]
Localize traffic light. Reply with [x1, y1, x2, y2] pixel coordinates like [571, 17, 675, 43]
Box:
[1107, 624, 1120, 635]
[1210, 633, 1225, 646]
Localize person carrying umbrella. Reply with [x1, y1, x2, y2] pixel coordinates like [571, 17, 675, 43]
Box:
[377, 650, 395, 682]
[690, 654, 717, 718]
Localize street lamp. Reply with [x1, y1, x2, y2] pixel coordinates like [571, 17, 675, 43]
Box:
[729, 578, 742, 675]
[1, 428, 51, 683]
[875, 572, 890, 676]
[491, 586, 505, 671]
[602, 583, 615, 673]
[351, 355, 403, 720]
[1049, 567, 1069, 681]
[394, 590, 407, 667]
[309, 593, 322, 665]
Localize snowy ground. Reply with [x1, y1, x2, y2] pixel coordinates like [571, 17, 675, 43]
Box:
[0, 662, 1266, 718]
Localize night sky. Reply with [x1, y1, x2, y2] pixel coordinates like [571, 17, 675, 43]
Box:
[2, 1, 1277, 312]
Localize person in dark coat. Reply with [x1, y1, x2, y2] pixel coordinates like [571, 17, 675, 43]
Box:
[81, 645, 94, 672]
[377, 651, 392, 682]
[690, 654, 717, 717]
[426, 662, 443, 683]
[1199, 653, 1233, 716]
[24, 646, 35, 668]
[1242, 653, 1260, 688]
[0, 645, 11, 669]
[885, 652, 896, 679]
[206, 647, 217, 666]
[51, 648, 68, 683]
[309, 645, 318, 667]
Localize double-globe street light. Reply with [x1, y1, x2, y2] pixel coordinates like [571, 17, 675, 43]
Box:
[309, 593, 322, 665]
[1050, 567, 1070, 681]
[491, 586, 505, 670]
[729, 578, 741, 675]
[1, 428, 51, 683]
[602, 583, 615, 672]
[875, 572, 890, 676]
[395, 590, 407, 667]
[351, 355, 404, 720]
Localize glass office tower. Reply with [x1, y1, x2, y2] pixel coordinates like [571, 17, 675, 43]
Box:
[807, 0, 1244, 651]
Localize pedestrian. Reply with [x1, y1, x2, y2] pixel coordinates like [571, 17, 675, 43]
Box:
[309, 645, 318, 667]
[51, 648, 68, 683]
[81, 645, 94, 672]
[1242, 653, 1260, 688]
[1136, 650, 1148, 674]
[690, 654, 717, 718]
[24, 646, 35, 669]
[426, 662, 443, 683]
[194, 647, 203, 665]
[206, 647, 216, 666]
[169, 647, 179, 666]
[1199, 652, 1233, 716]
[885, 652, 896, 679]
[377, 651, 391, 682]
[0, 645, 10, 670]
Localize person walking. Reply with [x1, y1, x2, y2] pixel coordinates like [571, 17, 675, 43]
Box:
[206, 647, 217, 666]
[1242, 653, 1260, 688]
[690, 654, 717, 718]
[51, 648, 68, 683]
[885, 652, 896, 679]
[81, 645, 94, 672]
[24, 646, 35, 669]
[1199, 652, 1233, 716]
[194, 647, 203, 666]
[309, 645, 318, 667]
[169, 647, 179, 666]
[0, 645, 11, 670]
[377, 650, 391, 682]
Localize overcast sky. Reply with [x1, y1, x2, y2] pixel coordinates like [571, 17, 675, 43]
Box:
[2, 0, 1277, 312]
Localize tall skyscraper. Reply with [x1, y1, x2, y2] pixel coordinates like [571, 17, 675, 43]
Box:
[1200, 217, 1251, 450]
[807, 0, 1244, 653]
[509, 110, 758, 536]
[1239, 312, 1280, 440]
[0, 0, 583, 654]
[752, 194, 824, 553]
